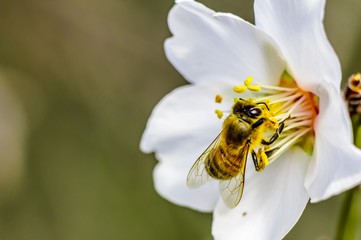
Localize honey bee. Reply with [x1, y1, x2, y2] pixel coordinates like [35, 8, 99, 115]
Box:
[345, 73, 361, 115]
[187, 98, 285, 208]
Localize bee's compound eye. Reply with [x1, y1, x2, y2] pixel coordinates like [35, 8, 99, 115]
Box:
[248, 107, 262, 117]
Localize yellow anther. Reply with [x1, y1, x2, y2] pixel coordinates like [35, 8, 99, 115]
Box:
[233, 85, 247, 93]
[247, 85, 261, 91]
[234, 98, 239, 104]
[215, 109, 224, 119]
[215, 94, 223, 103]
[244, 76, 253, 86]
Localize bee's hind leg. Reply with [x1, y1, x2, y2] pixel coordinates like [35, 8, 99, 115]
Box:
[251, 148, 269, 172]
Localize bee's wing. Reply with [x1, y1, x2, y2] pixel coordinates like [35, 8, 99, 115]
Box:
[218, 143, 250, 208]
[187, 133, 222, 188]
[219, 172, 245, 208]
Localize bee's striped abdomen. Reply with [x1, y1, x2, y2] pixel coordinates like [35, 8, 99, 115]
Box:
[205, 144, 246, 180]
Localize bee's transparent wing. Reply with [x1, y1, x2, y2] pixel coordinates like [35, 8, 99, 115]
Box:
[218, 143, 250, 208]
[186, 133, 222, 188]
[219, 172, 245, 208]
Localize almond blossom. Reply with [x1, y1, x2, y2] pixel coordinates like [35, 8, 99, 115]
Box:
[140, 0, 361, 239]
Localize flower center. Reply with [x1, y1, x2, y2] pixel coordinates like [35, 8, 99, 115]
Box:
[215, 72, 318, 165]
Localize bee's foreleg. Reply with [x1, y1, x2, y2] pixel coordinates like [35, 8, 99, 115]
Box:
[251, 118, 266, 129]
[261, 121, 285, 145]
[251, 149, 268, 172]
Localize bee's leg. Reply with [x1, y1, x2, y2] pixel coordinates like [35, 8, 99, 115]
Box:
[251, 149, 268, 172]
[261, 121, 285, 145]
[265, 147, 279, 158]
[251, 118, 266, 129]
[261, 115, 291, 146]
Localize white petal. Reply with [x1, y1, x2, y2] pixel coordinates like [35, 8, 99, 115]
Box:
[305, 84, 361, 202]
[153, 161, 219, 212]
[141, 82, 237, 211]
[254, 0, 341, 92]
[141, 82, 232, 155]
[212, 148, 310, 240]
[165, 0, 286, 85]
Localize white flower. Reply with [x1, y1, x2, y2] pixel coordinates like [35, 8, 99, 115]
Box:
[140, 0, 361, 239]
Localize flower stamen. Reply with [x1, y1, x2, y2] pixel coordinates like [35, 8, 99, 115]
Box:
[215, 74, 318, 164]
[267, 128, 310, 162]
[233, 86, 247, 93]
[247, 85, 261, 91]
[244, 76, 261, 91]
[233, 76, 263, 93]
[258, 83, 317, 161]
[231, 74, 318, 163]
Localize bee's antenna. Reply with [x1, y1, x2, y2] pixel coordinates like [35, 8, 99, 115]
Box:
[256, 102, 270, 111]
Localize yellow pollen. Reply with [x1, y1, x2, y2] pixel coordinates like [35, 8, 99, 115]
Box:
[244, 76, 253, 86]
[215, 94, 223, 103]
[242, 76, 261, 91]
[247, 85, 261, 91]
[215, 109, 223, 119]
[261, 150, 269, 166]
[233, 85, 247, 93]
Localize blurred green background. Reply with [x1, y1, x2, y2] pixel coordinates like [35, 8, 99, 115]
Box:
[0, 0, 359, 239]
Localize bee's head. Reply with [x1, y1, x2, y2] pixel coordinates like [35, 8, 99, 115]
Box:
[232, 98, 269, 119]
